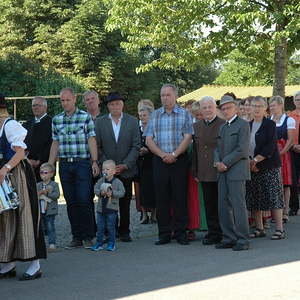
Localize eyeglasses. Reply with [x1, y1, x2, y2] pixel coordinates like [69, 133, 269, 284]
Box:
[251, 105, 265, 108]
[40, 171, 52, 174]
[221, 105, 235, 111]
[32, 104, 44, 108]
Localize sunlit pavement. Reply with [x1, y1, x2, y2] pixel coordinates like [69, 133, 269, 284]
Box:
[2, 216, 300, 300]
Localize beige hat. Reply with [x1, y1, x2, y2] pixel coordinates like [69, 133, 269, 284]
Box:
[219, 95, 236, 107]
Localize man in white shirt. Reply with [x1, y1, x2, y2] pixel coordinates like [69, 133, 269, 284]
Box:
[95, 92, 140, 242]
[24, 96, 53, 181]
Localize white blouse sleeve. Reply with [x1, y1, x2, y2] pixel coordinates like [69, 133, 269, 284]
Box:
[4, 120, 27, 149]
[287, 117, 296, 129]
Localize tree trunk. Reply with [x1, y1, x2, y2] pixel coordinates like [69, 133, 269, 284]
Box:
[273, 37, 287, 97]
[273, 0, 288, 98]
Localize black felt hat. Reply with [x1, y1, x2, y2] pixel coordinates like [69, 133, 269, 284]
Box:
[105, 92, 125, 104]
[0, 94, 7, 109]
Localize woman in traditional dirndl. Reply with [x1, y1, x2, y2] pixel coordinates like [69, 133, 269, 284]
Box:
[269, 95, 296, 223]
[0, 94, 46, 281]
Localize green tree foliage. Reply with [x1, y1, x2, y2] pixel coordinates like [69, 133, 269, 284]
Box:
[0, 0, 218, 119]
[107, 0, 300, 96]
[214, 50, 300, 86]
[214, 50, 273, 86]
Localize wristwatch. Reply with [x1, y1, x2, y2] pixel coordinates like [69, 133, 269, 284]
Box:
[4, 163, 12, 170]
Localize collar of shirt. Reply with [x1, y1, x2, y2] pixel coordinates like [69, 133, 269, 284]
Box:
[227, 114, 237, 125]
[108, 112, 123, 123]
[159, 104, 180, 115]
[35, 113, 47, 123]
[63, 107, 79, 117]
[205, 115, 217, 125]
[271, 113, 286, 123]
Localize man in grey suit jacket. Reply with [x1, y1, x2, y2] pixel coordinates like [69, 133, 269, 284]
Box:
[95, 92, 141, 242]
[214, 95, 250, 251]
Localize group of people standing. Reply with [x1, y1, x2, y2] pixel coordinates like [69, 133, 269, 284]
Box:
[0, 84, 299, 281]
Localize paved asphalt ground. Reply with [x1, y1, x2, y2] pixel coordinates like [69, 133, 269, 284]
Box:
[2, 215, 300, 300]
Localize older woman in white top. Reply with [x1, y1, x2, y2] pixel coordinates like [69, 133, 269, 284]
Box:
[269, 95, 296, 223]
[0, 95, 46, 281]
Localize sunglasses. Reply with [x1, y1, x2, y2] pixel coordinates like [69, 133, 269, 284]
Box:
[39, 171, 52, 175]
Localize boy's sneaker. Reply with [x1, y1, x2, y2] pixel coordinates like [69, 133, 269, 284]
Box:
[106, 243, 116, 251]
[91, 242, 104, 251]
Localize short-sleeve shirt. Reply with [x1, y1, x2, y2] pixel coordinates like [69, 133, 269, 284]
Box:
[52, 108, 96, 158]
[144, 105, 194, 153]
[0, 118, 27, 149]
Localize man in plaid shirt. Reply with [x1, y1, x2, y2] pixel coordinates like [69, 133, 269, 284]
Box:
[145, 84, 193, 246]
[49, 87, 99, 249]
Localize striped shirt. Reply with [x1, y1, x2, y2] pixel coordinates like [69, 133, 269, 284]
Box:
[52, 108, 96, 158]
[144, 105, 193, 153]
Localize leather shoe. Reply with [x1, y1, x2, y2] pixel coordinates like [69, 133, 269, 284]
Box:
[155, 238, 171, 245]
[176, 238, 189, 245]
[0, 267, 16, 279]
[19, 269, 42, 281]
[232, 243, 250, 251]
[120, 234, 132, 242]
[202, 238, 221, 245]
[215, 242, 236, 249]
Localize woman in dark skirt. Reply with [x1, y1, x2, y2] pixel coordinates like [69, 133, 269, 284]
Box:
[0, 94, 46, 280]
[138, 105, 156, 224]
[246, 96, 284, 240]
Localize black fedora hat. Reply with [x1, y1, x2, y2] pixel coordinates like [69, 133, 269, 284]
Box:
[105, 92, 125, 104]
[0, 94, 7, 109]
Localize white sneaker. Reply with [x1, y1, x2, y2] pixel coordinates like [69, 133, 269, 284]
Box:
[48, 244, 56, 250]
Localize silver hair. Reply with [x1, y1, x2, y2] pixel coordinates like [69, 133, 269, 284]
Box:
[253, 96, 267, 107]
[32, 96, 47, 107]
[294, 91, 300, 100]
[200, 96, 216, 106]
[269, 95, 284, 105]
[138, 105, 154, 115]
[190, 101, 201, 113]
[83, 90, 99, 100]
[161, 84, 178, 97]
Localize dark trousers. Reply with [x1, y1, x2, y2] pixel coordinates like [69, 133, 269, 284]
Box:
[290, 151, 300, 212]
[153, 154, 188, 240]
[202, 181, 222, 240]
[59, 160, 95, 241]
[117, 177, 133, 235]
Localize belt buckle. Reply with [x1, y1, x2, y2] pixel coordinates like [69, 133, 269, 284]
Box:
[67, 158, 74, 162]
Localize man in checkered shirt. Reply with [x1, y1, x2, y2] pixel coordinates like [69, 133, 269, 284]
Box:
[144, 84, 193, 246]
[49, 87, 99, 249]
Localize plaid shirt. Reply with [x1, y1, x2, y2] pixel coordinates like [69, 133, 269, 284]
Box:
[52, 108, 96, 158]
[144, 105, 194, 153]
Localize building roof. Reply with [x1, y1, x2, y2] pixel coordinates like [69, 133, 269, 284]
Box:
[177, 85, 300, 103]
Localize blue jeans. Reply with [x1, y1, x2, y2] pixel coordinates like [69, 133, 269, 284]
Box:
[59, 160, 95, 241]
[96, 211, 117, 245]
[42, 214, 56, 245]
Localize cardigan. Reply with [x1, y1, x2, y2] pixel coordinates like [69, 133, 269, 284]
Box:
[250, 117, 281, 170]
